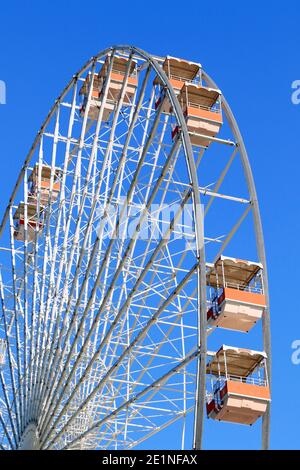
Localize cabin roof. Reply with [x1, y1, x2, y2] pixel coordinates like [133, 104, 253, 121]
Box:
[207, 345, 267, 377]
[207, 256, 263, 289]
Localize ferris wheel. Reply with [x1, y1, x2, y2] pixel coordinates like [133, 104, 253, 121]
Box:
[0, 45, 271, 450]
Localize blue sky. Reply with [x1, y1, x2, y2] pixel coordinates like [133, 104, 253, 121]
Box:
[0, 0, 299, 450]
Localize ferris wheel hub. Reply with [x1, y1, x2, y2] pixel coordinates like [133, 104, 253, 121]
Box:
[18, 423, 40, 450]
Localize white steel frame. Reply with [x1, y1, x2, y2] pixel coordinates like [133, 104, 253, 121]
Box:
[0, 45, 270, 450]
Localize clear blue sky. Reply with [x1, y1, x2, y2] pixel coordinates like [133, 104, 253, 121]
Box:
[0, 0, 299, 450]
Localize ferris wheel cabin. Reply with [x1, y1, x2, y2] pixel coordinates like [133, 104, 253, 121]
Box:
[80, 56, 138, 121]
[172, 83, 223, 147]
[29, 164, 61, 206]
[154, 56, 201, 112]
[13, 164, 61, 242]
[206, 346, 270, 425]
[13, 201, 43, 242]
[207, 256, 266, 333]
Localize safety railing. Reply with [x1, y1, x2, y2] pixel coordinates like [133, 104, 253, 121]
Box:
[211, 375, 267, 388]
[168, 73, 191, 83]
[167, 73, 200, 85]
[227, 375, 267, 387]
[223, 281, 263, 294]
[184, 101, 221, 114]
[208, 282, 263, 295]
[111, 68, 138, 78]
